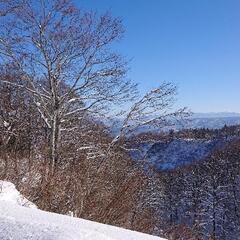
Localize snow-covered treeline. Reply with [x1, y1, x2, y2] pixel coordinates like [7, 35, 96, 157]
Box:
[0, 0, 188, 239]
[145, 140, 240, 239]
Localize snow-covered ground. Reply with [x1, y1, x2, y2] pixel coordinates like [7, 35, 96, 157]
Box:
[0, 181, 36, 208]
[0, 181, 165, 240]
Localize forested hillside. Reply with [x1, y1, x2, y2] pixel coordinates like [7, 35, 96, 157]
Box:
[124, 126, 240, 239]
[0, 0, 187, 239]
[0, 1, 240, 240]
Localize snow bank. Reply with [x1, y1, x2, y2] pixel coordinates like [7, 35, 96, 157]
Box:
[0, 181, 36, 208]
[0, 181, 165, 240]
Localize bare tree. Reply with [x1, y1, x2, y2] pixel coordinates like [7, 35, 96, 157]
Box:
[0, 0, 188, 177]
[0, 0, 138, 174]
[115, 82, 188, 140]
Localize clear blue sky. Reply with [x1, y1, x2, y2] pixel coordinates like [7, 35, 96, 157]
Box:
[77, 0, 240, 113]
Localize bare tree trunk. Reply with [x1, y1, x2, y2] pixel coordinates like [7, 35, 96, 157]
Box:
[50, 110, 60, 176]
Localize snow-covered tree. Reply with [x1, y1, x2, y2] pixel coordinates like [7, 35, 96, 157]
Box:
[0, 0, 188, 175]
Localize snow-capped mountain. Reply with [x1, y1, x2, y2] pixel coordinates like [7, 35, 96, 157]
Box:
[184, 117, 240, 129]
[183, 112, 240, 129]
[192, 112, 240, 118]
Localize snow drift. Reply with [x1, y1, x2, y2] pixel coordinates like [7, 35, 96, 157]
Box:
[0, 181, 36, 208]
[0, 181, 165, 240]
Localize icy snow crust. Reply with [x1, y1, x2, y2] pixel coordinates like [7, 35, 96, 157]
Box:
[0, 181, 165, 240]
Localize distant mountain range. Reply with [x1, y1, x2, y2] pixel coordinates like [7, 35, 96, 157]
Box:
[192, 112, 240, 118]
[108, 112, 240, 136]
[184, 112, 240, 129]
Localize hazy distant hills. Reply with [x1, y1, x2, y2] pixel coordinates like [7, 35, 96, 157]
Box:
[192, 112, 240, 118]
[108, 112, 240, 136]
[184, 112, 240, 130]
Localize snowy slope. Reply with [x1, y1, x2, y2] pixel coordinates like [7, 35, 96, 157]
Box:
[0, 181, 165, 240]
[131, 138, 235, 170]
[0, 181, 36, 208]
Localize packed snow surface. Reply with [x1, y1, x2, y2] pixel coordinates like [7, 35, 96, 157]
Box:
[0, 181, 36, 208]
[0, 181, 165, 240]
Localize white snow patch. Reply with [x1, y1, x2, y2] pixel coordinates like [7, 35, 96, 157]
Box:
[0, 181, 36, 208]
[0, 181, 166, 240]
[3, 121, 10, 128]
